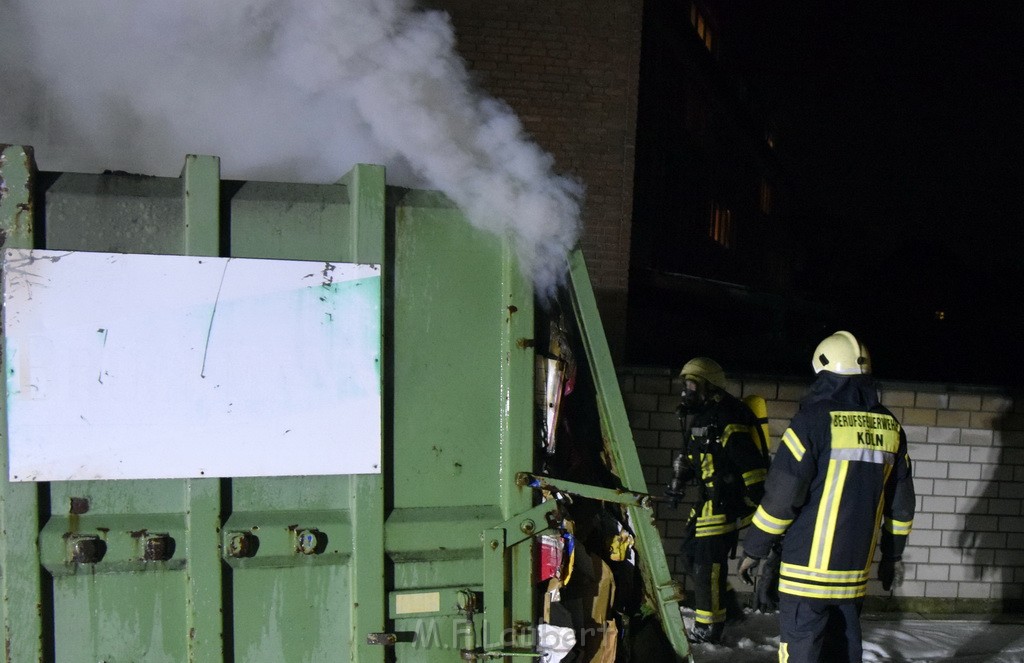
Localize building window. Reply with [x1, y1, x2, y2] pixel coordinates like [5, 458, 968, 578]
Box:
[690, 3, 715, 54]
[759, 178, 773, 215]
[709, 203, 732, 248]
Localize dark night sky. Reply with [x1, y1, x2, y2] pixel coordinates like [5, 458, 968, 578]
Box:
[715, 3, 1024, 386]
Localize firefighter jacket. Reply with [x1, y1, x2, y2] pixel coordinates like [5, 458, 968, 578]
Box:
[681, 391, 769, 538]
[743, 372, 915, 602]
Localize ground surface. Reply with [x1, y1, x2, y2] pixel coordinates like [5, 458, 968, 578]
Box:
[682, 608, 1024, 662]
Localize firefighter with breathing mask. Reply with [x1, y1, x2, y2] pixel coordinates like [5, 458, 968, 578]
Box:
[738, 331, 915, 663]
[666, 357, 770, 644]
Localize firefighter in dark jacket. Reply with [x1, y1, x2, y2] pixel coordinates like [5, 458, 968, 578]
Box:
[666, 357, 769, 644]
[738, 331, 915, 663]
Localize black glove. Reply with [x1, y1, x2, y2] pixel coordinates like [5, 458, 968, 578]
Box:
[737, 554, 760, 586]
[878, 556, 904, 591]
[665, 484, 685, 508]
[755, 546, 782, 612]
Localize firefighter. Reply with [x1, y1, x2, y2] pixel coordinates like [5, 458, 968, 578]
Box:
[738, 331, 915, 663]
[666, 357, 769, 644]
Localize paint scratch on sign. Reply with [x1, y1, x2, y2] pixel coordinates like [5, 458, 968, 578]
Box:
[200, 259, 231, 378]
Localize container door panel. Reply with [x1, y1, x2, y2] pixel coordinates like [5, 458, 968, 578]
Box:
[388, 195, 534, 659]
[0, 152, 386, 662]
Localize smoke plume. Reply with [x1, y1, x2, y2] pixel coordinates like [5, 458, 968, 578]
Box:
[0, 0, 583, 297]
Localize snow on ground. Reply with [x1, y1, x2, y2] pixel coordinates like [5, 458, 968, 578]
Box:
[682, 608, 1024, 662]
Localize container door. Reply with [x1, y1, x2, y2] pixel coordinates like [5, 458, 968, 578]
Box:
[0, 147, 387, 662]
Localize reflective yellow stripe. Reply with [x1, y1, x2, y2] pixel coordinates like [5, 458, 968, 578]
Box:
[781, 429, 805, 462]
[821, 460, 847, 569]
[884, 518, 913, 535]
[742, 468, 767, 485]
[695, 521, 737, 537]
[810, 459, 847, 569]
[779, 578, 867, 600]
[752, 505, 792, 535]
[711, 562, 721, 619]
[695, 608, 715, 622]
[779, 642, 789, 663]
[695, 510, 733, 536]
[721, 423, 750, 448]
[867, 461, 895, 570]
[694, 608, 726, 624]
[781, 563, 869, 583]
[701, 452, 714, 481]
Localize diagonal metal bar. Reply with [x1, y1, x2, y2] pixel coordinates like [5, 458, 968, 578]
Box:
[566, 249, 692, 661]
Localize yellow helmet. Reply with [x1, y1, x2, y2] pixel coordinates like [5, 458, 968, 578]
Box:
[679, 357, 727, 390]
[812, 331, 871, 375]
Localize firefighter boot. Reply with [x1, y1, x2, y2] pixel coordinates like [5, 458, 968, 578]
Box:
[724, 587, 745, 624]
[689, 622, 724, 645]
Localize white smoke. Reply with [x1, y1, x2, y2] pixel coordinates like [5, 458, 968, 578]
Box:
[0, 0, 583, 297]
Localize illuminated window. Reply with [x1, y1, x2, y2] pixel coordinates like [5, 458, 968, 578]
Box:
[759, 178, 773, 215]
[709, 203, 733, 248]
[935, 310, 946, 321]
[690, 3, 715, 54]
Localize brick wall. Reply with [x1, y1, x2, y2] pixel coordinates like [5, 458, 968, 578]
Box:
[619, 367, 1024, 611]
[436, 0, 643, 358]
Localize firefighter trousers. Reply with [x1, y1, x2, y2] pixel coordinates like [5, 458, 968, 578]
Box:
[777, 595, 863, 663]
[682, 530, 739, 626]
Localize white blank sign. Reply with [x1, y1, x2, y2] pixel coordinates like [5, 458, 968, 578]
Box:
[2, 249, 382, 481]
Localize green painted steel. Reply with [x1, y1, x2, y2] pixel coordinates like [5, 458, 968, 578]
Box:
[568, 251, 693, 661]
[386, 189, 535, 660]
[0, 144, 45, 661]
[1, 147, 389, 662]
[0, 144, 686, 662]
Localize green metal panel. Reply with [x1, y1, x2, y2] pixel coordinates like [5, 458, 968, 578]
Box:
[181, 154, 228, 662]
[44, 173, 185, 254]
[1, 143, 683, 662]
[222, 165, 386, 663]
[0, 147, 387, 662]
[568, 251, 692, 662]
[0, 144, 45, 661]
[386, 189, 535, 659]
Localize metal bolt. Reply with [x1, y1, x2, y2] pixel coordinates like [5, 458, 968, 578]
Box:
[143, 534, 175, 562]
[69, 536, 105, 564]
[519, 519, 535, 535]
[226, 532, 258, 558]
[489, 540, 500, 550]
[295, 529, 325, 555]
[69, 497, 90, 515]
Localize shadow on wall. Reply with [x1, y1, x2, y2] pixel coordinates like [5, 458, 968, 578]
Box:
[954, 392, 1024, 658]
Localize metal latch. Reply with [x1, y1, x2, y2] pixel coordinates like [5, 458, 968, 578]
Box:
[365, 633, 397, 646]
[366, 632, 417, 646]
[516, 472, 657, 508]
